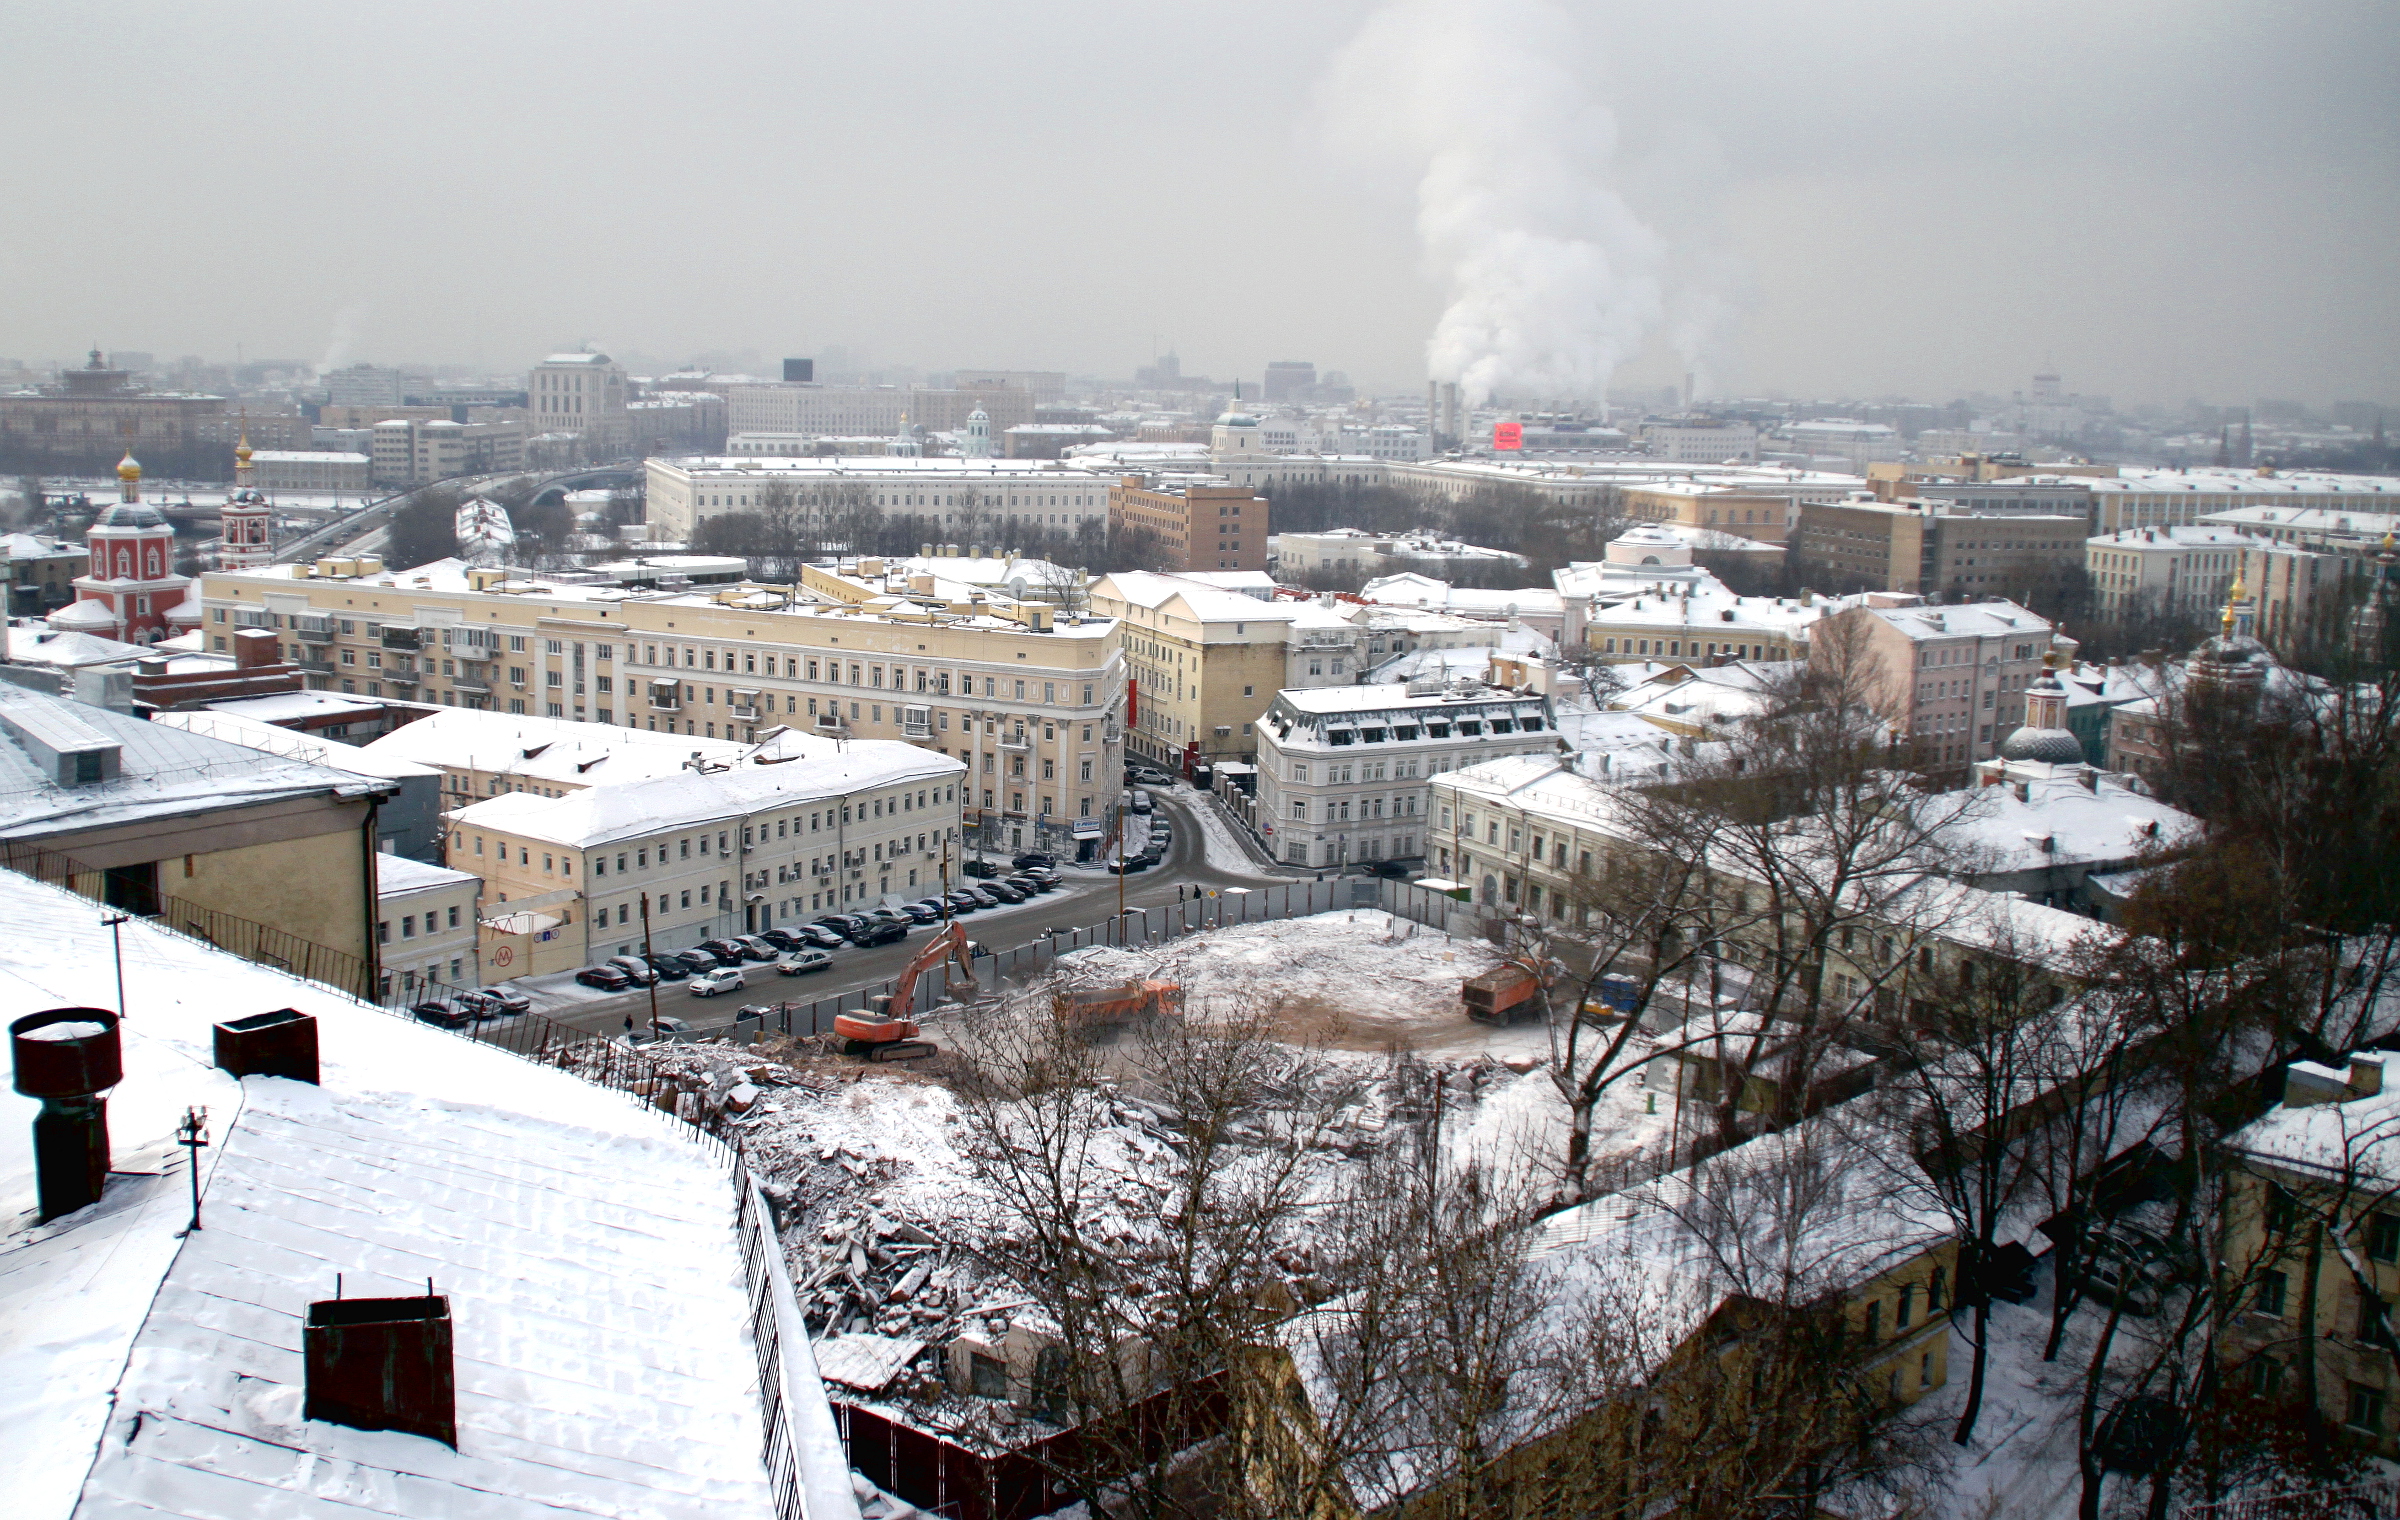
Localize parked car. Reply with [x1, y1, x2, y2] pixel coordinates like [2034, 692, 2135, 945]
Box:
[814, 914, 869, 937]
[1128, 791, 1154, 815]
[673, 948, 723, 973]
[757, 926, 804, 952]
[942, 889, 982, 913]
[575, 965, 633, 991]
[642, 952, 691, 981]
[791, 924, 847, 950]
[909, 896, 950, 918]
[776, 949, 834, 975]
[472, 985, 532, 1015]
[689, 966, 747, 997]
[698, 938, 751, 963]
[898, 901, 940, 924]
[630, 1014, 691, 1043]
[861, 907, 912, 928]
[963, 886, 1001, 908]
[410, 999, 474, 1028]
[850, 921, 909, 948]
[734, 935, 781, 962]
[1012, 852, 1055, 871]
[962, 858, 1001, 879]
[1126, 765, 1173, 785]
[1108, 855, 1155, 875]
[1022, 867, 1062, 888]
[1368, 860, 1414, 880]
[1004, 874, 1045, 896]
[450, 990, 506, 1020]
[2075, 1250, 2164, 1317]
[606, 955, 660, 985]
[983, 881, 1028, 904]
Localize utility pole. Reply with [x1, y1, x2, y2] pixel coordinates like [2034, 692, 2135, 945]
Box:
[175, 1106, 208, 1234]
[638, 892, 661, 1040]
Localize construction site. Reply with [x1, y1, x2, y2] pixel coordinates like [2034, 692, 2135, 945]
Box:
[593, 907, 1673, 1515]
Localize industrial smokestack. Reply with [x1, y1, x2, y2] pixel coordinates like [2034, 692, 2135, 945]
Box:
[305, 1288, 457, 1448]
[11, 1007, 124, 1223]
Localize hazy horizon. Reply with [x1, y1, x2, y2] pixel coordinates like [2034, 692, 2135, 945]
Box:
[4, 0, 2393, 408]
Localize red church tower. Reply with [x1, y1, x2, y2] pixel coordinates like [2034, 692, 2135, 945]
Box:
[52, 452, 192, 646]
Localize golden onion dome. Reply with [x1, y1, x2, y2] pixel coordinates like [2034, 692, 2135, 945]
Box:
[116, 451, 142, 482]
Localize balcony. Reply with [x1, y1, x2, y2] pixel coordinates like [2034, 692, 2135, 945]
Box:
[381, 668, 418, 686]
[999, 735, 1031, 752]
[453, 679, 492, 697]
[380, 627, 421, 651]
[295, 624, 335, 644]
[294, 656, 335, 674]
[731, 705, 761, 721]
[902, 723, 932, 739]
[649, 681, 682, 711]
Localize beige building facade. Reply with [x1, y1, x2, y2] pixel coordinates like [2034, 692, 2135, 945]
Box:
[1088, 571, 1296, 775]
[201, 558, 1126, 855]
[1108, 475, 1269, 573]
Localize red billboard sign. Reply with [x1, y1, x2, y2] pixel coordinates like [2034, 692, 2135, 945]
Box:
[1492, 421, 1523, 451]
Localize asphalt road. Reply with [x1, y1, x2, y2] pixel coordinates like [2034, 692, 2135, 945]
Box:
[531, 790, 1319, 1039]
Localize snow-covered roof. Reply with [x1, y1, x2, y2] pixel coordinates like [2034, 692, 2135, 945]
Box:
[1091, 572, 1300, 624]
[1357, 575, 1564, 618]
[0, 685, 395, 839]
[375, 852, 482, 897]
[146, 710, 440, 780]
[2228, 1055, 2400, 1184]
[200, 689, 395, 723]
[449, 740, 965, 849]
[0, 869, 789, 1520]
[1930, 775, 2199, 875]
[361, 707, 758, 785]
[1857, 599, 2053, 643]
[5, 627, 143, 669]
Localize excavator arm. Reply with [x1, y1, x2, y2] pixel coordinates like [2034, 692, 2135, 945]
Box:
[883, 920, 979, 1025]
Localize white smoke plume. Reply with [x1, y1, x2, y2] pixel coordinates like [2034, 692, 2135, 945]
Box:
[313, 305, 366, 379]
[1316, 0, 1664, 405]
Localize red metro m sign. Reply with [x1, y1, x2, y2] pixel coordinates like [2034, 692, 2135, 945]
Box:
[1492, 421, 1523, 451]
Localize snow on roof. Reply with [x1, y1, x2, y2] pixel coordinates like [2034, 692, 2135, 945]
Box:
[146, 709, 440, 780]
[1092, 571, 1301, 623]
[0, 684, 395, 839]
[0, 869, 781, 1520]
[375, 852, 481, 897]
[1357, 576, 1564, 617]
[450, 740, 966, 849]
[361, 707, 757, 785]
[201, 689, 394, 722]
[1169, 570, 1279, 599]
[2229, 1056, 2400, 1183]
[5, 627, 143, 668]
[1930, 775, 2199, 874]
[1858, 599, 2052, 642]
[247, 449, 370, 464]
[1272, 680, 1542, 717]
[2087, 525, 2262, 550]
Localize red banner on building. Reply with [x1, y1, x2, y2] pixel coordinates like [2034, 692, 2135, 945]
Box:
[1126, 676, 1138, 729]
[1492, 421, 1523, 450]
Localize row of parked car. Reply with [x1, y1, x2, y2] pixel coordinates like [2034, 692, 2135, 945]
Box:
[408, 984, 533, 1029]
[569, 854, 1066, 994]
[1106, 816, 1175, 874]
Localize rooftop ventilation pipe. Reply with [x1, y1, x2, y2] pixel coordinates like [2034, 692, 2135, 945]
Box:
[305, 1284, 457, 1447]
[10, 1007, 123, 1222]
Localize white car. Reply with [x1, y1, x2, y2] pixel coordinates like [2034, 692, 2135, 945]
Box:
[689, 967, 747, 997]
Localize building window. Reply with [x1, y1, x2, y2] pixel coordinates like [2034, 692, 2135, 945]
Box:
[2346, 1383, 2384, 1436]
[2253, 1270, 2286, 1317]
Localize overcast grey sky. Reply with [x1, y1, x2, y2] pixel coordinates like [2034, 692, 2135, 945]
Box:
[4, 0, 2392, 406]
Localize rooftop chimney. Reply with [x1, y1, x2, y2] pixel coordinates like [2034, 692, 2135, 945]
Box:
[213, 1007, 319, 1085]
[11, 1007, 123, 1222]
[304, 1288, 457, 1447]
[233, 626, 280, 670]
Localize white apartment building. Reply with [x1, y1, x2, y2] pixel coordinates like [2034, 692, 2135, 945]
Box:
[249, 450, 370, 493]
[727, 383, 910, 438]
[449, 741, 966, 972]
[376, 853, 483, 999]
[529, 352, 630, 456]
[201, 555, 1126, 857]
[2085, 525, 2262, 621]
[2086, 470, 2400, 536]
[368, 417, 525, 487]
[644, 455, 1111, 544]
[1252, 679, 1560, 868]
[1640, 421, 1761, 464]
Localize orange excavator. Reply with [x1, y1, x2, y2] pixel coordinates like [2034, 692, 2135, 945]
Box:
[834, 921, 979, 1061]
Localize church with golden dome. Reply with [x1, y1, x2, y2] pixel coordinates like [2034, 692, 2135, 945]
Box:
[50, 450, 200, 645]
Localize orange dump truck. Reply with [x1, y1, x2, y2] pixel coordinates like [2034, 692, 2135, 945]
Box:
[1462, 964, 1544, 1026]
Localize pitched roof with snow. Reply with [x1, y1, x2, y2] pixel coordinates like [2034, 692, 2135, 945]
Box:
[449, 740, 965, 849]
[361, 707, 760, 786]
[0, 869, 802, 1520]
[0, 684, 396, 839]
